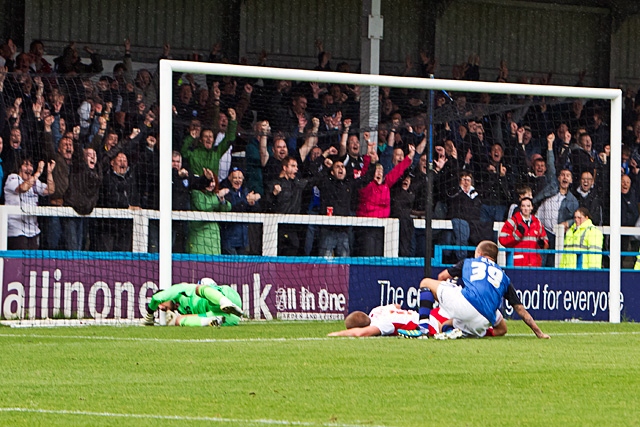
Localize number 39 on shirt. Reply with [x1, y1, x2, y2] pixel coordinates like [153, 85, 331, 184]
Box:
[469, 261, 503, 288]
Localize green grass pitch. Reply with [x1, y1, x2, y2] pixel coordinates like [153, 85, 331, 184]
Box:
[1, 321, 639, 426]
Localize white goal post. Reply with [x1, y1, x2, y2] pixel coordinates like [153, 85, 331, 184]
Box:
[158, 60, 623, 323]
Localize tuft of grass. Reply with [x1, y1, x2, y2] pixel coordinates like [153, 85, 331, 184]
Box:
[0, 321, 639, 426]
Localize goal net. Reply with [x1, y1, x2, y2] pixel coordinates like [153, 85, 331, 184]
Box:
[157, 61, 623, 323]
[0, 61, 626, 325]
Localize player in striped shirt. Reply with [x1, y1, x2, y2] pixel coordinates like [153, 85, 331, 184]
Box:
[328, 304, 424, 337]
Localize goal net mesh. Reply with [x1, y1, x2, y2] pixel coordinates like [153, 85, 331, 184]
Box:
[0, 63, 622, 324]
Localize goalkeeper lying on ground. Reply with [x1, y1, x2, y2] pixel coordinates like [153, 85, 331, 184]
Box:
[142, 278, 244, 326]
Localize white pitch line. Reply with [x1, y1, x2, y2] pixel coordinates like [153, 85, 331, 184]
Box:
[0, 330, 638, 344]
[0, 333, 331, 343]
[0, 407, 389, 427]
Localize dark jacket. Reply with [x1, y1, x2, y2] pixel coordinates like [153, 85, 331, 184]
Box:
[64, 143, 103, 215]
[315, 172, 357, 218]
[475, 159, 514, 207]
[265, 175, 309, 214]
[573, 187, 604, 226]
[99, 167, 140, 209]
[220, 182, 261, 249]
[621, 188, 640, 227]
[136, 145, 159, 210]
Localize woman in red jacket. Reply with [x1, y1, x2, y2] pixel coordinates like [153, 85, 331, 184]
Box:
[499, 197, 548, 267]
[355, 143, 415, 256]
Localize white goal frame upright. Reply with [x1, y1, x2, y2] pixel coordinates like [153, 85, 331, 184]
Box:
[158, 61, 623, 323]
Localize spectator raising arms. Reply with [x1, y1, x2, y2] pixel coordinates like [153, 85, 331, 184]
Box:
[355, 142, 415, 256]
[4, 157, 56, 249]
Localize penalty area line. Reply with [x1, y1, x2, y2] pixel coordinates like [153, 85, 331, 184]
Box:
[0, 407, 388, 427]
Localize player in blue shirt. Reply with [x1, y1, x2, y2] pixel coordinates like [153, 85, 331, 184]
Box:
[420, 240, 549, 339]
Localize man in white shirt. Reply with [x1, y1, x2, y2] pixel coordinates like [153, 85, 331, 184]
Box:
[4, 157, 56, 249]
[536, 169, 579, 266]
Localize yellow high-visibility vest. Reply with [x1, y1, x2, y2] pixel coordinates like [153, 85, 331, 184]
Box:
[560, 219, 603, 269]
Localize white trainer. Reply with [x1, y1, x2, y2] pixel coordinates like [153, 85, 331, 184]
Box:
[433, 328, 463, 340]
[446, 328, 463, 340]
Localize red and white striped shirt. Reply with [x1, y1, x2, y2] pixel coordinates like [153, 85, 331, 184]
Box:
[369, 304, 419, 336]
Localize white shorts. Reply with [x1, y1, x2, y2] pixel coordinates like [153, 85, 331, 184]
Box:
[436, 281, 491, 338]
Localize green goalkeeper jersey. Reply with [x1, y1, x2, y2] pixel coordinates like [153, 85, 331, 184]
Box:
[149, 283, 241, 326]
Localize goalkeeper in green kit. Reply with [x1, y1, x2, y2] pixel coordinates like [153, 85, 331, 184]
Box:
[142, 278, 244, 326]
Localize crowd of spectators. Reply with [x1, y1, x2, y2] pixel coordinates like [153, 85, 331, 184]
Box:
[0, 37, 638, 263]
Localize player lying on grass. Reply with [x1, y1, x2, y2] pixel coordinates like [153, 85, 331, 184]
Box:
[327, 304, 427, 337]
[142, 278, 244, 326]
[418, 240, 549, 339]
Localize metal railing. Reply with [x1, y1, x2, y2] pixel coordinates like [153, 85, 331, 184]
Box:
[1, 205, 638, 263]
